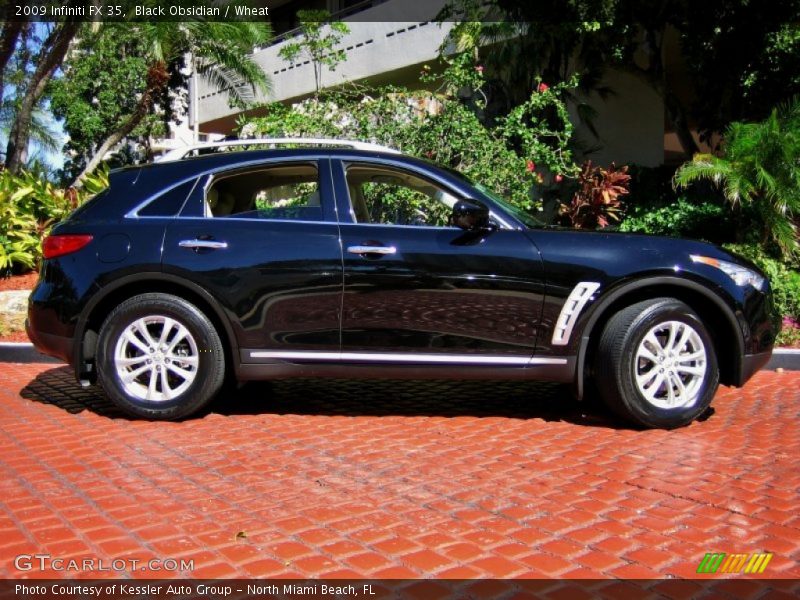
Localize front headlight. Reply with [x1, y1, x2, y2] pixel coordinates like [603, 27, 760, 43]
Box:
[690, 255, 766, 290]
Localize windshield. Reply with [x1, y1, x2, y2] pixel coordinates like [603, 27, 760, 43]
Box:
[474, 183, 544, 229]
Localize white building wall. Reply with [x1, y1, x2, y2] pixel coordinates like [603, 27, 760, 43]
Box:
[196, 0, 452, 124]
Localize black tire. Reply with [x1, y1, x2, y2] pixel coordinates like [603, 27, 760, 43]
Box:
[96, 293, 226, 420]
[595, 298, 719, 429]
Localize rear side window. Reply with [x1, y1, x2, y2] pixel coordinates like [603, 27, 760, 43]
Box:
[204, 164, 322, 221]
[138, 179, 197, 217]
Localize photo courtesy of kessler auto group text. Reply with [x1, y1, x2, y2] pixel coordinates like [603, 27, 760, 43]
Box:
[0, 0, 798, 598]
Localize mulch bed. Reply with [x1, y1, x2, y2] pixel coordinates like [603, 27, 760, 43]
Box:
[0, 272, 38, 292]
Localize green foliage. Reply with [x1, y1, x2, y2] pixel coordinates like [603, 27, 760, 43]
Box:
[240, 83, 581, 215]
[448, 1, 800, 160]
[500, 75, 581, 178]
[69, 17, 272, 186]
[49, 25, 159, 181]
[0, 167, 104, 272]
[363, 183, 451, 227]
[619, 198, 731, 240]
[680, 2, 800, 138]
[777, 321, 800, 347]
[278, 10, 350, 93]
[674, 99, 800, 259]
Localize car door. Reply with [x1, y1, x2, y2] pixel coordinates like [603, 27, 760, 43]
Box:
[162, 158, 343, 360]
[332, 158, 545, 362]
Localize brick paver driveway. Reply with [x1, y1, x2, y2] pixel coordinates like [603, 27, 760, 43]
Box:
[0, 363, 798, 581]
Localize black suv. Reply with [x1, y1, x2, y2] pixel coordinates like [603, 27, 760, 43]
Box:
[27, 140, 774, 428]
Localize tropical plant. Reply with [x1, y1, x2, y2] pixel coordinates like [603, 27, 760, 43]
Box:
[560, 161, 630, 228]
[49, 24, 159, 181]
[278, 10, 350, 93]
[674, 99, 800, 259]
[73, 18, 272, 186]
[0, 166, 106, 272]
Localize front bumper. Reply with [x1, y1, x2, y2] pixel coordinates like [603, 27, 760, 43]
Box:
[740, 350, 772, 385]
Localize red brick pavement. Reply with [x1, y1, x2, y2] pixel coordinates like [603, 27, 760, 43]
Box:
[0, 364, 798, 582]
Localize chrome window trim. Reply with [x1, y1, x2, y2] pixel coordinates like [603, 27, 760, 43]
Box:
[125, 157, 325, 220]
[340, 158, 515, 230]
[124, 176, 201, 219]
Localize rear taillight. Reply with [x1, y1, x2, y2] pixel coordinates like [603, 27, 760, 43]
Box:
[42, 234, 93, 259]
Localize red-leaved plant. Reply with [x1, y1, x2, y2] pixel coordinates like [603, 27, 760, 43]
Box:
[561, 161, 630, 229]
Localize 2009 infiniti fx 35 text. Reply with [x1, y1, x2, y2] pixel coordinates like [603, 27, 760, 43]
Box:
[27, 139, 774, 428]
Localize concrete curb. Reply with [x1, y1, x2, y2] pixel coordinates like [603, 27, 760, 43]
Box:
[0, 342, 61, 364]
[0, 342, 798, 370]
[767, 348, 800, 371]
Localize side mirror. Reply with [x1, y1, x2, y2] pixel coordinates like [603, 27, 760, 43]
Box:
[450, 199, 490, 231]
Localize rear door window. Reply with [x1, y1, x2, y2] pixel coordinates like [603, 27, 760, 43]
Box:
[204, 164, 323, 222]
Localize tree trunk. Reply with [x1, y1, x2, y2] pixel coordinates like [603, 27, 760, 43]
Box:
[664, 88, 700, 158]
[5, 18, 81, 173]
[72, 61, 169, 187]
[0, 19, 25, 104]
[72, 98, 149, 188]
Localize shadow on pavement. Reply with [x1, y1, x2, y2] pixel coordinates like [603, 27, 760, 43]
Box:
[20, 365, 622, 427]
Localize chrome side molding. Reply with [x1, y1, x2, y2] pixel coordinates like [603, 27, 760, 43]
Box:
[247, 350, 568, 366]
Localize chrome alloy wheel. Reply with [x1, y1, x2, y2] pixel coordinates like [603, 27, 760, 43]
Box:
[633, 320, 707, 410]
[113, 316, 199, 402]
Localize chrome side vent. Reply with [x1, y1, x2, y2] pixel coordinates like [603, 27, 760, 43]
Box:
[551, 282, 601, 346]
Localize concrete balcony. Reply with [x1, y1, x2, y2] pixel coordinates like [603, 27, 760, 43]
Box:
[197, 0, 452, 132]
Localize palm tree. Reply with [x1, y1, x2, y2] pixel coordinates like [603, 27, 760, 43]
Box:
[73, 19, 272, 186]
[3, 16, 82, 173]
[674, 99, 800, 259]
[1, 99, 62, 161]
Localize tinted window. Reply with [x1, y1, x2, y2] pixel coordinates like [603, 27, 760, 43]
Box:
[205, 164, 322, 221]
[139, 180, 196, 217]
[345, 164, 459, 227]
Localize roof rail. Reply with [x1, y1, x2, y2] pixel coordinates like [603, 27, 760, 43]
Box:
[156, 138, 400, 162]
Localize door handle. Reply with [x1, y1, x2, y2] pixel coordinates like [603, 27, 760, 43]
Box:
[347, 245, 397, 255]
[179, 239, 228, 250]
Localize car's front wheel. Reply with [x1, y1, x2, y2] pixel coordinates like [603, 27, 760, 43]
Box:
[595, 298, 719, 429]
[96, 293, 225, 420]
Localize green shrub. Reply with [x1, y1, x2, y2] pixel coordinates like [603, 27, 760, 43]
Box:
[240, 83, 580, 216]
[618, 197, 733, 242]
[675, 99, 800, 260]
[0, 167, 108, 273]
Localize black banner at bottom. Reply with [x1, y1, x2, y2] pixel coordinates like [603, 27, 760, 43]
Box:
[2, 579, 799, 600]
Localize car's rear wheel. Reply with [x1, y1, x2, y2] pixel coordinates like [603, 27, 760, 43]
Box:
[96, 293, 225, 420]
[595, 298, 719, 429]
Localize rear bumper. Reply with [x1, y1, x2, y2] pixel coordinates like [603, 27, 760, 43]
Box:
[740, 350, 772, 385]
[26, 319, 72, 364]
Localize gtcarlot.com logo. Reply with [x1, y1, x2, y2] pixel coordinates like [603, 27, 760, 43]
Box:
[15, 554, 194, 572]
[696, 552, 773, 574]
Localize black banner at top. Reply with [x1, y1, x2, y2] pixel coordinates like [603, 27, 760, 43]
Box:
[1, 0, 474, 23]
